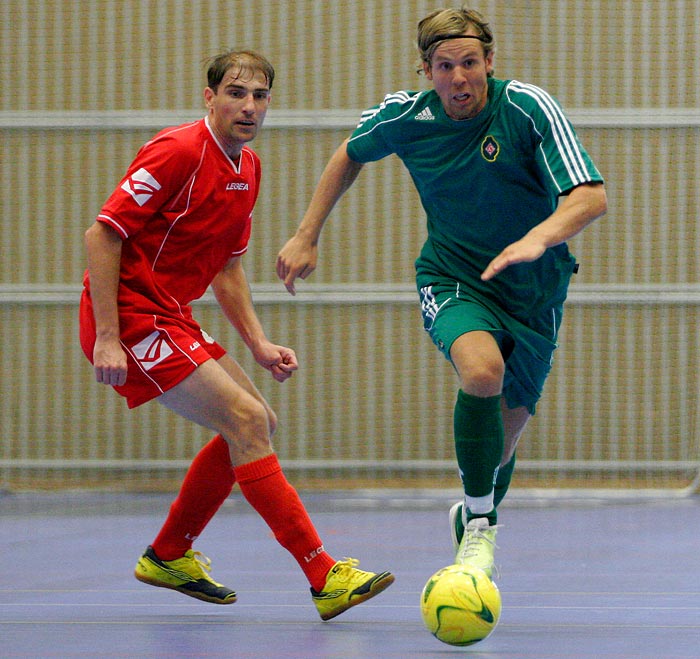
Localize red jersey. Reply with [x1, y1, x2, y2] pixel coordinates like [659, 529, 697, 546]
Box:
[83, 117, 259, 318]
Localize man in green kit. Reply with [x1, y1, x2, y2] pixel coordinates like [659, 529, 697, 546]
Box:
[277, 6, 607, 578]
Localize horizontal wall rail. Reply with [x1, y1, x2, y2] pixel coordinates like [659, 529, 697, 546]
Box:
[2, 109, 700, 130]
[3, 283, 700, 305]
[1, 458, 697, 472]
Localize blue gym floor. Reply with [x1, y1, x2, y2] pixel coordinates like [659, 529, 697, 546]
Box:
[2, 489, 699, 658]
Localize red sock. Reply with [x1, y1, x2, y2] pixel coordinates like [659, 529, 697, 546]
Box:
[152, 434, 235, 560]
[234, 453, 336, 591]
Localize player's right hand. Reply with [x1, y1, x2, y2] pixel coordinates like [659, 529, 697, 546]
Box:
[276, 237, 318, 296]
[92, 338, 128, 386]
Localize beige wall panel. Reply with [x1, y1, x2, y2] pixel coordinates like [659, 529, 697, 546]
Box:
[2, 125, 698, 287]
[2, 1, 699, 490]
[0, 129, 155, 284]
[568, 127, 700, 285]
[2, 302, 698, 490]
[3, 1, 699, 112]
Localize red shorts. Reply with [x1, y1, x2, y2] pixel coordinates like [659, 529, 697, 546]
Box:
[79, 289, 226, 408]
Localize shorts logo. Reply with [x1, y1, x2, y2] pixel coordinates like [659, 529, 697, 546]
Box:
[420, 285, 451, 332]
[130, 330, 173, 371]
[121, 167, 162, 206]
[481, 135, 500, 162]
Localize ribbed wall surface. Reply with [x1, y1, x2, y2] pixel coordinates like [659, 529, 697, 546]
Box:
[2, 0, 699, 492]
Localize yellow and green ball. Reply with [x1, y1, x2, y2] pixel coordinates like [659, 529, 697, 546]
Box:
[420, 564, 502, 646]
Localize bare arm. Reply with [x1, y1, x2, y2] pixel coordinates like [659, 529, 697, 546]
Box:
[84, 221, 128, 385]
[276, 138, 364, 294]
[211, 256, 298, 382]
[481, 182, 608, 281]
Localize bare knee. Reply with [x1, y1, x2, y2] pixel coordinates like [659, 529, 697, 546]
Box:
[222, 397, 274, 463]
[451, 331, 505, 397]
[458, 359, 504, 397]
[255, 397, 278, 436]
[245, 391, 277, 436]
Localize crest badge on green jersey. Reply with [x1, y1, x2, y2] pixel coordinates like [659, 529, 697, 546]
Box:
[481, 135, 500, 162]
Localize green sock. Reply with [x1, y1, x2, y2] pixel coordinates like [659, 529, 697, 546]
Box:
[454, 390, 503, 521]
[462, 454, 514, 527]
[494, 452, 516, 508]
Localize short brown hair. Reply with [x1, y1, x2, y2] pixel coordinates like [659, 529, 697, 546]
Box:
[206, 50, 275, 91]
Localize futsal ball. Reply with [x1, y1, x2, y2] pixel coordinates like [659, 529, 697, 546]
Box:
[420, 564, 501, 646]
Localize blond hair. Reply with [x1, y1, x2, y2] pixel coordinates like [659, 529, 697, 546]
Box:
[417, 6, 495, 75]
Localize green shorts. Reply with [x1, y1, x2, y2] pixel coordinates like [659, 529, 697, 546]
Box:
[418, 279, 564, 414]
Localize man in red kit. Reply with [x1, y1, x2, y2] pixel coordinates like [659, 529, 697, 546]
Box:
[79, 49, 394, 621]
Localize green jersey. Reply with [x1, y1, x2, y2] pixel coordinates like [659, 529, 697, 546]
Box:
[346, 78, 603, 319]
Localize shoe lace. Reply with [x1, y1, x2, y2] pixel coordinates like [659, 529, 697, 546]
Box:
[459, 525, 499, 561]
[189, 551, 213, 577]
[332, 557, 363, 582]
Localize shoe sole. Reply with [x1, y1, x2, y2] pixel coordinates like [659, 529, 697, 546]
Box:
[319, 571, 395, 621]
[134, 562, 237, 605]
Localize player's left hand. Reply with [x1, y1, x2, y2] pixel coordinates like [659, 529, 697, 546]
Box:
[481, 236, 546, 281]
[255, 344, 299, 382]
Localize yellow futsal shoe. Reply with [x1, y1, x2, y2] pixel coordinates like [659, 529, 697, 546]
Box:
[455, 517, 499, 579]
[134, 545, 237, 604]
[311, 558, 395, 621]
